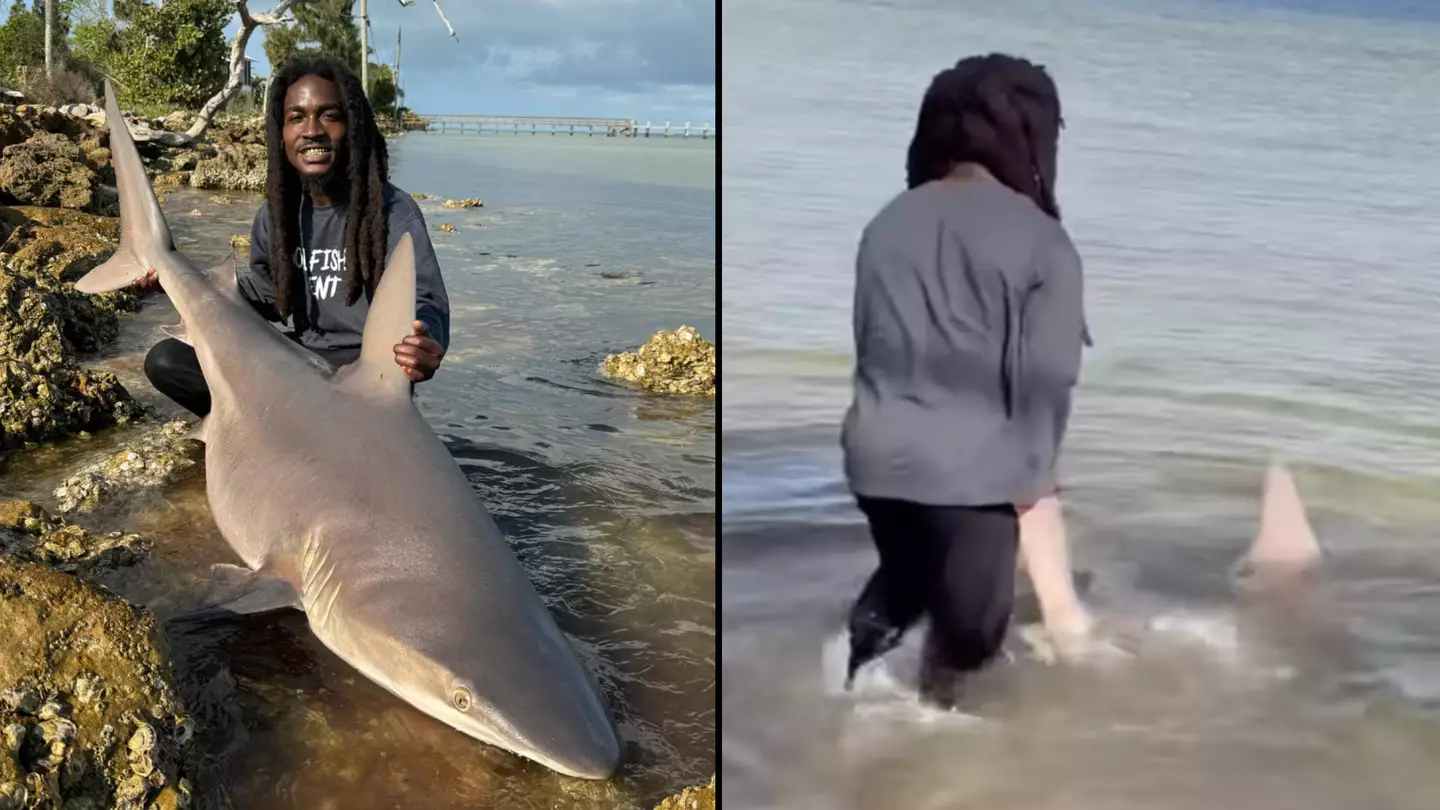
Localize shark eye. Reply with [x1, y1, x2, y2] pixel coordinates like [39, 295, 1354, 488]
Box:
[453, 687, 473, 712]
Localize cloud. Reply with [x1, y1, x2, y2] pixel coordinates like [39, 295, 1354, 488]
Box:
[232, 0, 713, 119]
[350, 0, 712, 93]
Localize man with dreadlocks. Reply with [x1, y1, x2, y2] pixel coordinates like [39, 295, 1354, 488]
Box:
[140, 56, 450, 416]
[839, 53, 1096, 707]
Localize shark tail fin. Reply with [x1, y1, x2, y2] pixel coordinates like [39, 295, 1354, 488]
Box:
[75, 80, 176, 294]
[1236, 460, 1323, 578]
[333, 232, 417, 402]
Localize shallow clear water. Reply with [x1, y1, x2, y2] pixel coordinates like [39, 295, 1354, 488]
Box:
[1, 131, 714, 808]
[723, 0, 1440, 807]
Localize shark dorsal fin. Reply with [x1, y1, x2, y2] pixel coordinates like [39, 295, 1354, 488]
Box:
[209, 254, 242, 301]
[1238, 461, 1323, 576]
[333, 232, 417, 402]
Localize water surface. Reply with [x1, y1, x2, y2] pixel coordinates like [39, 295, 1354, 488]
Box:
[723, 0, 1440, 806]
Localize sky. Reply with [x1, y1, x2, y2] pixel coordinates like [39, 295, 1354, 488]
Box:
[5, 0, 716, 124]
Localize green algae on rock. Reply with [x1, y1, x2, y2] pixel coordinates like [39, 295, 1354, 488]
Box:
[0, 500, 151, 577]
[54, 422, 203, 515]
[653, 774, 716, 810]
[0, 206, 145, 450]
[602, 326, 717, 397]
[0, 555, 193, 810]
[188, 145, 266, 193]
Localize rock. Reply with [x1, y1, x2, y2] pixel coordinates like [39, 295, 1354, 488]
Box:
[126, 125, 189, 148]
[409, 192, 432, 200]
[0, 555, 194, 810]
[601, 325, 717, 397]
[189, 144, 265, 192]
[205, 117, 265, 148]
[0, 499, 151, 576]
[438, 223, 456, 233]
[441, 198, 482, 209]
[0, 205, 143, 346]
[11, 105, 82, 139]
[228, 234, 250, 254]
[653, 775, 716, 810]
[58, 104, 99, 120]
[159, 112, 190, 134]
[0, 108, 33, 152]
[53, 421, 202, 514]
[83, 111, 105, 130]
[149, 151, 201, 176]
[0, 134, 108, 214]
[0, 86, 23, 103]
[0, 206, 145, 449]
[152, 173, 189, 190]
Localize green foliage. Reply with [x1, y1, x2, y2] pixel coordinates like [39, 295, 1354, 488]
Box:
[369, 62, 397, 115]
[264, 0, 362, 76]
[0, 0, 78, 86]
[72, 0, 232, 107]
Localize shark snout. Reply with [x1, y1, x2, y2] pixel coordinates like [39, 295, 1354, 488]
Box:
[523, 720, 623, 780]
[484, 692, 623, 780]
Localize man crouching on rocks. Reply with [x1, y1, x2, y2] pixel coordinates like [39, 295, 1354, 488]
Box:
[136, 56, 451, 416]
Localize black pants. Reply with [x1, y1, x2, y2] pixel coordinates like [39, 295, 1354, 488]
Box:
[846, 496, 1019, 704]
[144, 338, 362, 417]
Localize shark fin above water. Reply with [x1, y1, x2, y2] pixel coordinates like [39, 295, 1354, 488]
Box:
[1234, 461, 1323, 580]
[332, 232, 417, 403]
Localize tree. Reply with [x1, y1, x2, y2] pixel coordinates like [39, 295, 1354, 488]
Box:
[262, 0, 361, 74]
[0, 0, 75, 86]
[186, 0, 453, 139]
[72, 0, 232, 107]
[368, 61, 396, 115]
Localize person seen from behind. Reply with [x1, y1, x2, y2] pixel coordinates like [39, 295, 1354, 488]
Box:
[839, 53, 1096, 708]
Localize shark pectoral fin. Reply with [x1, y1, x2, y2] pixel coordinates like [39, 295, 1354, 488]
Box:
[176, 563, 300, 620]
[183, 416, 209, 443]
[334, 232, 417, 403]
[160, 321, 192, 346]
[75, 246, 149, 294]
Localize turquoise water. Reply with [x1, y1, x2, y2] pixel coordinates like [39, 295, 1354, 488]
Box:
[722, 0, 1440, 807]
[5, 130, 715, 808]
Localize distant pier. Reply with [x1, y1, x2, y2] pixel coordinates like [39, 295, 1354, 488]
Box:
[397, 115, 716, 140]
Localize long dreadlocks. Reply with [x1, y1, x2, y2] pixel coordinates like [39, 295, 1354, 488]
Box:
[265, 56, 390, 321]
[905, 53, 1064, 220]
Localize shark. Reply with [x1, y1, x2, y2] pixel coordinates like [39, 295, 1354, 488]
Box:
[73, 82, 623, 780]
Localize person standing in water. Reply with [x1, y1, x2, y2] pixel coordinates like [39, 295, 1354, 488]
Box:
[840, 53, 1095, 706]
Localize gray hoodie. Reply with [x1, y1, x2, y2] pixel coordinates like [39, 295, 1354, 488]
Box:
[840, 176, 1091, 507]
[239, 182, 451, 355]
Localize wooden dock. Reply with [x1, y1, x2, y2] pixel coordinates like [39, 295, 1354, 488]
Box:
[397, 114, 715, 140]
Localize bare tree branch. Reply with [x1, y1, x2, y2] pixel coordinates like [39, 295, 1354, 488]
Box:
[429, 0, 457, 41]
[185, 0, 315, 140]
[182, 0, 457, 141]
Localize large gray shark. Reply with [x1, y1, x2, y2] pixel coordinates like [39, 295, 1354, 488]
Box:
[74, 82, 623, 780]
